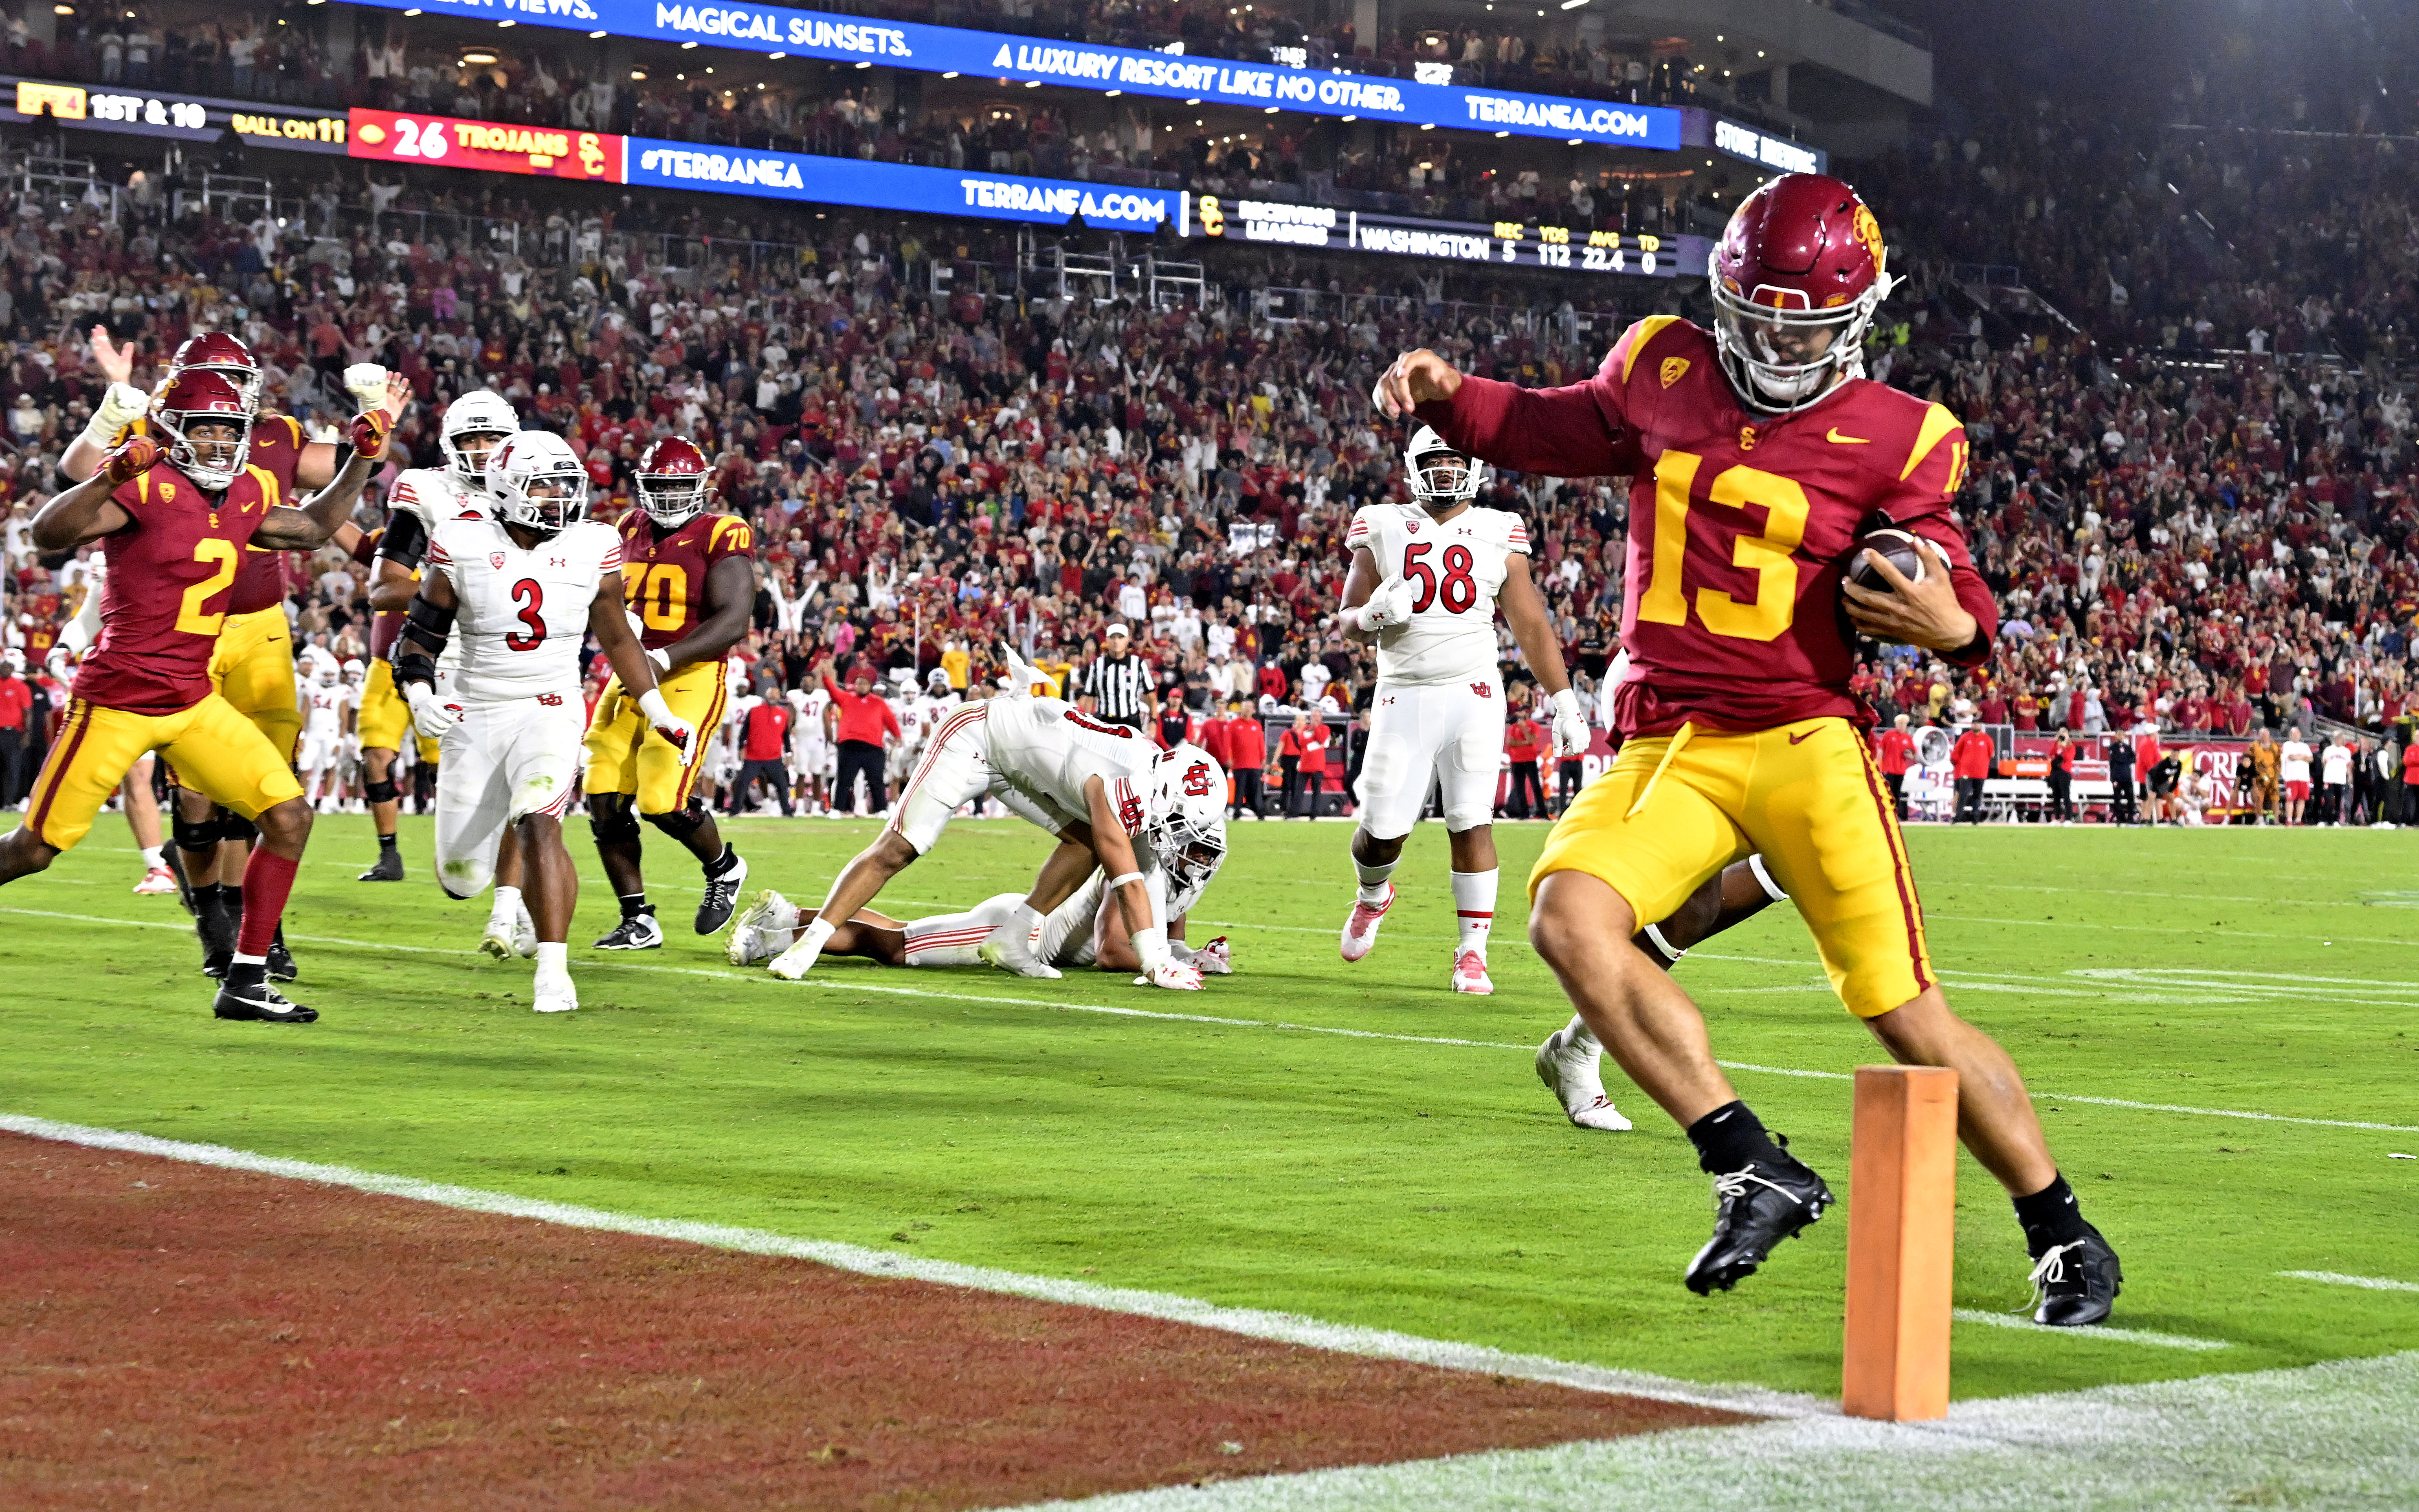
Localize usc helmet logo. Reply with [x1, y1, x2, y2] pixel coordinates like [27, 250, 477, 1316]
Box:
[1851, 204, 1886, 275]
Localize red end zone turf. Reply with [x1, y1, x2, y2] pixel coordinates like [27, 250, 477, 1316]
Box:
[0, 1133, 1749, 1510]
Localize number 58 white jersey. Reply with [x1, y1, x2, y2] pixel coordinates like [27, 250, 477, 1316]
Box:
[425, 517, 622, 703]
[1345, 502, 1529, 686]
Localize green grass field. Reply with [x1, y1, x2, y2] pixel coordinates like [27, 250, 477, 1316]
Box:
[4, 810, 2416, 1403]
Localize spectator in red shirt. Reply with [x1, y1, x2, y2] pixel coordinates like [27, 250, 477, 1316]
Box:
[1255, 661, 1288, 705]
[729, 681, 795, 817]
[820, 657, 902, 816]
[0, 654, 31, 809]
[1951, 725, 1995, 824]
[1501, 702, 1548, 820]
[1873, 713, 1917, 820]
[1278, 712, 1326, 820]
[2403, 740, 2419, 826]
[1224, 701, 1266, 819]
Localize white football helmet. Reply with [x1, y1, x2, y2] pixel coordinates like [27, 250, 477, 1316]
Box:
[1147, 742, 1228, 908]
[483, 431, 590, 538]
[312, 661, 340, 686]
[440, 390, 521, 490]
[341, 657, 366, 683]
[1406, 424, 1483, 510]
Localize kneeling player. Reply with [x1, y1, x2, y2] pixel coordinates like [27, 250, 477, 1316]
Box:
[395, 432, 692, 1014]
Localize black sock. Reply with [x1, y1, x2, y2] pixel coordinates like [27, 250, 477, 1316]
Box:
[1686, 1100, 1786, 1175]
[378, 833, 398, 853]
[704, 844, 740, 878]
[619, 892, 653, 920]
[226, 960, 266, 988]
[224, 886, 244, 924]
[2013, 1172, 2092, 1257]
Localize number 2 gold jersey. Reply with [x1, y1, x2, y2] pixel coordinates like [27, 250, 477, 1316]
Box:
[616, 510, 754, 650]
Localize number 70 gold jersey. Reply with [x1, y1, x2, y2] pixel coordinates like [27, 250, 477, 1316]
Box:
[1415, 315, 1995, 739]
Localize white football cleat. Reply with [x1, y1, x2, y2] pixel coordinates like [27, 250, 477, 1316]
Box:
[766, 934, 823, 980]
[1188, 936, 1233, 975]
[725, 888, 800, 967]
[1339, 884, 1394, 963]
[478, 918, 516, 962]
[133, 866, 177, 895]
[1450, 949, 1494, 995]
[532, 972, 579, 1013]
[513, 900, 538, 958]
[1535, 1018, 1632, 1131]
[979, 927, 1062, 979]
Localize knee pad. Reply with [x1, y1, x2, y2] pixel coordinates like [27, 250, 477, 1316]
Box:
[588, 794, 643, 844]
[643, 799, 710, 841]
[365, 778, 399, 804]
[171, 809, 223, 852]
[220, 815, 258, 846]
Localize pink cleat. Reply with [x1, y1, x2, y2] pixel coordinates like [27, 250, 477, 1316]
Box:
[1450, 949, 1494, 995]
[133, 866, 177, 896]
[1339, 884, 1394, 962]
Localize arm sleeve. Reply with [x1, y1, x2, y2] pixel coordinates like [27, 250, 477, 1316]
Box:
[1410, 329, 1641, 479]
[1886, 413, 1995, 669]
[376, 509, 429, 572]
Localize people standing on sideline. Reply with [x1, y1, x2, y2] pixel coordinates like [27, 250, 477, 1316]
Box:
[2106, 732, 2138, 824]
[1279, 711, 1326, 818]
[1501, 700, 1547, 819]
[2047, 730, 2075, 823]
[1224, 700, 1266, 819]
[1951, 723, 1994, 823]
[1874, 712, 1916, 821]
[820, 658, 901, 817]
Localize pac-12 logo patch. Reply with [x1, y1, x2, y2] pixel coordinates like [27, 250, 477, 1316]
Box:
[1659, 357, 1690, 389]
[490, 552, 507, 569]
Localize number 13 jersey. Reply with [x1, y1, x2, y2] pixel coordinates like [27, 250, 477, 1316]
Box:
[425, 517, 622, 702]
[1344, 501, 1528, 686]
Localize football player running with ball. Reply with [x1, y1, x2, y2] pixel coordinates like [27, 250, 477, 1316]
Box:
[1334, 424, 1592, 996]
[395, 432, 693, 1015]
[3, 376, 387, 1022]
[582, 436, 758, 950]
[1374, 173, 2120, 1326]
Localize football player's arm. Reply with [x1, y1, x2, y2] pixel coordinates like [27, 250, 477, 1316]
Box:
[59, 327, 147, 483]
[255, 411, 389, 549]
[1375, 348, 1630, 478]
[1498, 554, 1593, 758]
[1841, 529, 1996, 666]
[1080, 776, 1159, 960]
[589, 573, 665, 701]
[1337, 544, 1385, 643]
[367, 509, 427, 613]
[30, 445, 147, 549]
[655, 553, 755, 673]
[292, 373, 410, 488]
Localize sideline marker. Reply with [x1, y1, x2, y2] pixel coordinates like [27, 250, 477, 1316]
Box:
[1841, 1064, 1958, 1421]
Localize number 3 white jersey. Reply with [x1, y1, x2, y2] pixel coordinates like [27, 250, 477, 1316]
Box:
[425, 517, 622, 703]
[1345, 502, 1529, 685]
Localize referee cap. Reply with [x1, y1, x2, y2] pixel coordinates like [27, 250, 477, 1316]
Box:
[1106, 622, 1132, 637]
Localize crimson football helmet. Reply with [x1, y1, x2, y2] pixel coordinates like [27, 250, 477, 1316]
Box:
[168, 331, 262, 414]
[635, 435, 712, 527]
[1708, 173, 1897, 415]
[152, 370, 254, 490]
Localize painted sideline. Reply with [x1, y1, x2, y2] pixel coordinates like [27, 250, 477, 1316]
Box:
[2281, 1270, 2419, 1294]
[13, 906, 2419, 1136]
[0, 1112, 1825, 1421]
[1950, 1308, 2228, 1352]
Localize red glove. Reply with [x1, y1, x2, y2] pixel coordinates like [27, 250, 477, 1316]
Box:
[101, 434, 160, 484]
[349, 407, 392, 459]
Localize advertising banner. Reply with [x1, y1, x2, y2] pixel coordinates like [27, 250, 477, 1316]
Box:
[348, 108, 625, 182]
[1201, 196, 1699, 277]
[624, 139, 1184, 231]
[343, 0, 1682, 150]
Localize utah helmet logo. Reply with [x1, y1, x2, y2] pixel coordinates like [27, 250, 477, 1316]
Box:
[1659, 356, 1690, 389]
[1182, 760, 1213, 798]
[490, 552, 507, 569]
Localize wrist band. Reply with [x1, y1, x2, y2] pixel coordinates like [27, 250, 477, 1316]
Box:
[1748, 853, 1790, 902]
[1108, 871, 1144, 890]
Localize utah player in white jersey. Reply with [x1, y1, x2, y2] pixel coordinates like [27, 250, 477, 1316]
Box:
[1336, 425, 1592, 994]
[395, 431, 694, 1013]
[766, 653, 1223, 989]
[297, 662, 354, 810]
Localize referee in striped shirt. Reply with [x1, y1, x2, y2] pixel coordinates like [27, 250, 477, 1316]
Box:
[1079, 623, 1155, 732]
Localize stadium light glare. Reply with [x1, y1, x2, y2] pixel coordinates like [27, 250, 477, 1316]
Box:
[681, 40, 698, 48]
[1560, 0, 1590, 8]
[497, 18, 514, 26]
[942, 70, 959, 78]
[858, 60, 873, 68]
[1264, 105, 1278, 112]
[402, 6, 420, 13]
[630, 69, 646, 79]
[769, 51, 784, 58]
[590, 29, 605, 36]
[1106, 89, 1121, 96]
[1494, 130, 1509, 137]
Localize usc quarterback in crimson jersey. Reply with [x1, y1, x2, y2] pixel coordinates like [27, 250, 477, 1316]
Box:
[1375, 172, 2120, 1328]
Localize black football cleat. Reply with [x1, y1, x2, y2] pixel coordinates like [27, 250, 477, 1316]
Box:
[696, 850, 749, 934]
[593, 912, 664, 951]
[2027, 1226, 2122, 1326]
[357, 848, 405, 881]
[213, 977, 319, 1024]
[267, 927, 298, 983]
[1684, 1136, 1835, 1296]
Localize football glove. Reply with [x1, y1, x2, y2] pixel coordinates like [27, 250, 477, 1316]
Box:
[637, 687, 694, 757]
[100, 434, 161, 484]
[1173, 936, 1232, 975]
[1547, 687, 1592, 760]
[81, 380, 151, 449]
[1354, 575, 1417, 633]
[348, 406, 393, 461]
[342, 362, 392, 407]
[1136, 956, 1205, 991]
[44, 647, 71, 684]
[404, 680, 464, 741]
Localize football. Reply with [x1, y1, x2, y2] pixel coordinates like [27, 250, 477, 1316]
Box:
[1846, 527, 1929, 591]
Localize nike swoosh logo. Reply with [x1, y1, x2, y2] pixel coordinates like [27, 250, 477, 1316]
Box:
[1788, 728, 1819, 745]
[1826, 429, 1872, 444]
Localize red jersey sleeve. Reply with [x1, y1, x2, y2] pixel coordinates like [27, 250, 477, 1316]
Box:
[1878, 402, 1995, 669]
[1413, 316, 1672, 478]
[700, 514, 756, 567]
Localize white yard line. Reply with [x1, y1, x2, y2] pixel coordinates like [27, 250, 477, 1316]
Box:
[1950, 1309, 2228, 1352]
[2280, 1270, 2419, 1294]
[10, 905, 2419, 1134]
[0, 1112, 1823, 1422]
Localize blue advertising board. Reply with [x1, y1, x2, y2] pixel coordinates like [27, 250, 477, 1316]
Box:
[624, 138, 1189, 233]
[348, 0, 1681, 151]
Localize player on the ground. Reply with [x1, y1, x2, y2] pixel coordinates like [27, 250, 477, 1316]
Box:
[1374, 172, 2120, 1326]
[765, 655, 1221, 990]
[66, 330, 400, 978]
[582, 436, 757, 950]
[297, 661, 353, 810]
[1334, 425, 1593, 994]
[357, 390, 520, 882]
[395, 431, 693, 1014]
[3, 374, 386, 1021]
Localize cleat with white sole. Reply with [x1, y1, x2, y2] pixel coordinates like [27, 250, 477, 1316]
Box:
[532, 974, 579, 1014]
[1339, 884, 1394, 962]
[133, 866, 178, 896]
[697, 851, 748, 934]
[1536, 1020, 1633, 1131]
[1188, 936, 1233, 975]
[513, 901, 538, 958]
[478, 921, 516, 961]
[725, 888, 799, 967]
[767, 934, 823, 980]
[1450, 949, 1494, 995]
[979, 930, 1062, 979]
